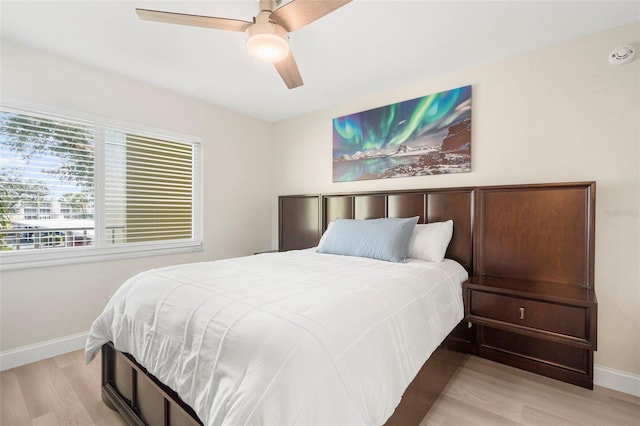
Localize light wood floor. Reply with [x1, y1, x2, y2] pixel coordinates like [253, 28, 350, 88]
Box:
[1, 350, 125, 426]
[1, 351, 638, 426]
[421, 356, 640, 426]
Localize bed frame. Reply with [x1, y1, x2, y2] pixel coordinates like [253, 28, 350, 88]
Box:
[100, 181, 595, 426]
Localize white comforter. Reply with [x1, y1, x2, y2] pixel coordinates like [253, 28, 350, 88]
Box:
[85, 250, 467, 426]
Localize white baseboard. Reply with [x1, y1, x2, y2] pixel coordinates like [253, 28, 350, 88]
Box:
[594, 364, 640, 397]
[0, 332, 88, 371]
[2, 335, 639, 398]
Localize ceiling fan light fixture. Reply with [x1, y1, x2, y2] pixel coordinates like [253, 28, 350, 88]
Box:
[246, 23, 289, 62]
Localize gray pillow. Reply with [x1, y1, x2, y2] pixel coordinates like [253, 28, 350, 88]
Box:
[317, 216, 419, 262]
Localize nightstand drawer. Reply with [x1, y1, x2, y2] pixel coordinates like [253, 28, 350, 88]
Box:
[469, 290, 587, 339]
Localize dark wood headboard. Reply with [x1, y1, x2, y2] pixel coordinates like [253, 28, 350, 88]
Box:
[279, 187, 474, 270]
[279, 181, 595, 288]
[474, 182, 595, 288]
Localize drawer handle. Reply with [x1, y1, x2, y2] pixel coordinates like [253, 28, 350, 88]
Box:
[519, 307, 525, 320]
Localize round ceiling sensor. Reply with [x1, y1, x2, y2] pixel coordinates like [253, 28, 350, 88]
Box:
[608, 45, 635, 65]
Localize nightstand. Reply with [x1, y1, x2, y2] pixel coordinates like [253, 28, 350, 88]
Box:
[463, 275, 597, 389]
[253, 249, 279, 255]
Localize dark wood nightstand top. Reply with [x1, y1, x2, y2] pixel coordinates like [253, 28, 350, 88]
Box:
[464, 275, 597, 307]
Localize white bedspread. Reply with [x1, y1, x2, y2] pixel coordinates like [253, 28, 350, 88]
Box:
[85, 250, 467, 426]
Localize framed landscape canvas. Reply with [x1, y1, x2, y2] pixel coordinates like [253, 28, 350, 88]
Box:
[332, 85, 471, 182]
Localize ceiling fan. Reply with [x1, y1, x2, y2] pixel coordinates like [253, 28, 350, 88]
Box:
[136, 0, 352, 89]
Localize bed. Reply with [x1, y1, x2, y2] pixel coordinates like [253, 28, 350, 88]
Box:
[86, 249, 468, 425]
[87, 182, 596, 426]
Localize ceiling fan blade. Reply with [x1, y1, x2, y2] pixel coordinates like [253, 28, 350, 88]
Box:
[269, 0, 352, 32]
[273, 50, 304, 89]
[136, 9, 252, 32]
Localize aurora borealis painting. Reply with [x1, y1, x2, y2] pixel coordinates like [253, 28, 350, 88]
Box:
[332, 85, 472, 182]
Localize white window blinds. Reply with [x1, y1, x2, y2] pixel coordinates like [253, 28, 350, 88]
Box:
[0, 106, 202, 269]
[105, 132, 194, 244]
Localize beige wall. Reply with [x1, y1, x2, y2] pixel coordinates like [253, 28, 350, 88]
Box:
[0, 41, 275, 351]
[272, 22, 640, 375]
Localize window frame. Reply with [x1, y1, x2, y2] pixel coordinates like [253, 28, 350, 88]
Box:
[0, 101, 203, 271]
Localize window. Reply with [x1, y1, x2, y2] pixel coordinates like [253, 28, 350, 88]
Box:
[0, 106, 202, 269]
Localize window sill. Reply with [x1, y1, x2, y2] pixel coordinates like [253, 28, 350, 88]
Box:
[0, 240, 203, 271]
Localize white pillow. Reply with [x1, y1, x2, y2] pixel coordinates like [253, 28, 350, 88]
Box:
[408, 220, 454, 262]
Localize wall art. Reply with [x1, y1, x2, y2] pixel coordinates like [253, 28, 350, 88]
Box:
[332, 85, 471, 182]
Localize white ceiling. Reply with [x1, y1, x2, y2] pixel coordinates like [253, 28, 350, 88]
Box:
[2, 1, 639, 122]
